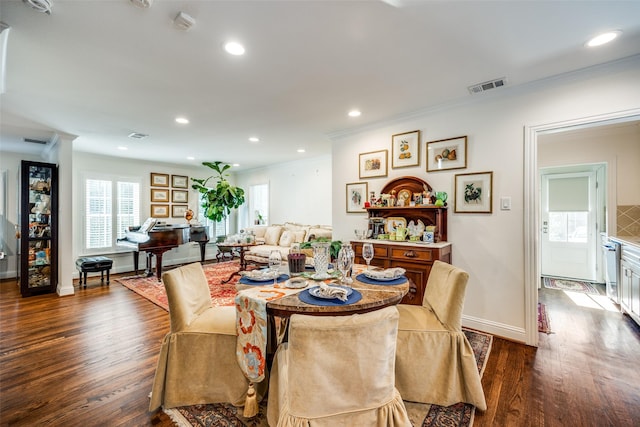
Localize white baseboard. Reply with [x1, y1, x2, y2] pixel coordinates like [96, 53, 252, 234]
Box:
[462, 314, 527, 344]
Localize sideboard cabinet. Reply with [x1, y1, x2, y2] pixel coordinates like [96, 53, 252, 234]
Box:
[351, 240, 452, 306]
[19, 160, 58, 297]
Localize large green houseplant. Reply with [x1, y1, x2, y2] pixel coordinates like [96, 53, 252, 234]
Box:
[191, 161, 245, 223]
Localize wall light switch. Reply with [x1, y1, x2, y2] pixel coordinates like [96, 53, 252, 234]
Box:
[501, 196, 511, 210]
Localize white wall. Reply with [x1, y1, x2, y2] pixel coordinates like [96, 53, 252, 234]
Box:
[331, 56, 640, 343]
[235, 154, 332, 226]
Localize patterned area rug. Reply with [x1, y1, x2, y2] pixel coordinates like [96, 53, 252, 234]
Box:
[538, 302, 551, 334]
[116, 260, 246, 310]
[164, 329, 493, 427]
[542, 277, 602, 295]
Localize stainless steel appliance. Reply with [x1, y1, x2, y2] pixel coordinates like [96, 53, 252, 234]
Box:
[602, 239, 621, 304]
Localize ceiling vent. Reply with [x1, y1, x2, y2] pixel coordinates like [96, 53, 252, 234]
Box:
[173, 12, 195, 31]
[129, 0, 153, 9]
[23, 0, 52, 15]
[468, 77, 507, 94]
[24, 137, 48, 145]
[128, 132, 148, 139]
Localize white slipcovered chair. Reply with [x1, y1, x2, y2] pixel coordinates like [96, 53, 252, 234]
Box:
[267, 306, 411, 427]
[395, 260, 487, 410]
[149, 262, 267, 411]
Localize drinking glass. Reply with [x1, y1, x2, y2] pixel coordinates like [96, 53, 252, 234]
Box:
[311, 241, 330, 278]
[337, 243, 354, 286]
[362, 243, 374, 270]
[268, 250, 282, 285]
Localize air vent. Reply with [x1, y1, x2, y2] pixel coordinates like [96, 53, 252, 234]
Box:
[24, 138, 48, 145]
[129, 0, 153, 8]
[468, 77, 507, 94]
[128, 132, 148, 139]
[23, 0, 52, 15]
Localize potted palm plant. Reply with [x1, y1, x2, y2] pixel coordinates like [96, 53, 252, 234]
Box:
[191, 161, 245, 229]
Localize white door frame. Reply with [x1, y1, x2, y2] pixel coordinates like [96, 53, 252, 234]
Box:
[524, 108, 640, 346]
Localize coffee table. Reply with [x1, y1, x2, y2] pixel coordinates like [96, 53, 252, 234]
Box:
[220, 242, 259, 283]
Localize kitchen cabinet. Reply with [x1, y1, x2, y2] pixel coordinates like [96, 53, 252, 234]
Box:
[351, 240, 452, 306]
[619, 242, 640, 326]
[19, 160, 58, 297]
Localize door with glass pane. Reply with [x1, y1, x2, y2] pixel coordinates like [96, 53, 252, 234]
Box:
[541, 171, 597, 281]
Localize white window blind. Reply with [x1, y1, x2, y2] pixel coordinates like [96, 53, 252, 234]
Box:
[84, 177, 140, 251]
[548, 176, 589, 212]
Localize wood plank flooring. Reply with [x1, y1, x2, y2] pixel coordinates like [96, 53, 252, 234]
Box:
[2, 276, 639, 426]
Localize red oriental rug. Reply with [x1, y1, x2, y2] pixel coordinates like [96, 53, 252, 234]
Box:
[116, 260, 245, 310]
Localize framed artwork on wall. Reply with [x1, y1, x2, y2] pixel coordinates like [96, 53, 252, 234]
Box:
[171, 204, 188, 218]
[346, 182, 368, 213]
[454, 171, 493, 213]
[151, 204, 170, 218]
[426, 136, 467, 172]
[391, 130, 420, 169]
[172, 175, 188, 188]
[150, 189, 169, 202]
[150, 172, 169, 187]
[359, 150, 388, 179]
[172, 190, 188, 203]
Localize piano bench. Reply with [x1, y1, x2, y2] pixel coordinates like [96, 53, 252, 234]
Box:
[76, 256, 113, 288]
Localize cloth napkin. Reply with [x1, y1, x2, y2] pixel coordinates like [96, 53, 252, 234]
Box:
[317, 282, 349, 301]
[364, 267, 406, 280]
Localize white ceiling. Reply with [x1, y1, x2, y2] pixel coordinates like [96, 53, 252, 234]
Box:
[1, 0, 640, 170]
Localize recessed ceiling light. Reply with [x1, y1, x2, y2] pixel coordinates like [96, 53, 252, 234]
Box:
[297, 149, 306, 153]
[249, 137, 260, 142]
[348, 110, 361, 117]
[175, 117, 189, 124]
[224, 42, 245, 56]
[187, 156, 195, 160]
[117, 146, 128, 150]
[232, 163, 240, 167]
[586, 31, 621, 47]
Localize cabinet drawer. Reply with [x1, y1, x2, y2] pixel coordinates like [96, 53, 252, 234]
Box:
[353, 243, 388, 258]
[390, 247, 434, 262]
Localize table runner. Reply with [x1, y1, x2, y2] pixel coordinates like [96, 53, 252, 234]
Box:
[235, 284, 302, 416]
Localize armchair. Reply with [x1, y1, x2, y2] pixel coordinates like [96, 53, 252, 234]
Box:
[148, 262, 266, 411]
[395, 260, 487, 410]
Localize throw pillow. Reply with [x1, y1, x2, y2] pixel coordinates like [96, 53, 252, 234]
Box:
[264, 226, 283, 246]
[278, 230, 295, 247]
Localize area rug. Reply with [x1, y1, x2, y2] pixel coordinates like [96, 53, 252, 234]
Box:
[542, 276, 601, 295]
[116, 260, 246, 310]
[538, 302, 551, 334]
[164, 329, 493, 427]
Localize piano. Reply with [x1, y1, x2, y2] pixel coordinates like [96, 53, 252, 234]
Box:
[116, 223, 209, 281]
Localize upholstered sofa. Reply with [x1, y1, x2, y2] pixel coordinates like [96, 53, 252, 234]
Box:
[242, 222, 332, 266]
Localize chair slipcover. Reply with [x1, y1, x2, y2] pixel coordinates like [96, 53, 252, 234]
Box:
[267, 306, 411, 427]
[395, 260, 487, 410]
[149, 262, 266, 411]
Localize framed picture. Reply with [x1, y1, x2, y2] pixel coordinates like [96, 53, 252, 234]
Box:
[150, 172, 169, 187]
[151, 204, 170, 218]
[172, 190, 188, 203]
[426, 136, 467, 172]
[172, 174, 188, 188]
[150, 188, 169, 202]
[346, 182, 368, 213]
[454, 171, 493, 213]
[392, 130, 420, 169]
[171, 204, 189, 218]
[359, 150, 388, 179]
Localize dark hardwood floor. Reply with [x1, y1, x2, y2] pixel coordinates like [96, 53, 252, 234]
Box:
[2, 275, 639, 426]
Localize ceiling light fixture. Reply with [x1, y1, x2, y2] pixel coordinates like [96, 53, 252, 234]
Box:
[297, 149, 306, 153]
[129, 0, 153, 9]
[249, 137, 260, 142]
[22, 0, 53, 15]
[175, 117, 189, 124]
[586, 31, 621, 47]
[232, 163, 240, 167]
[348, 110, 361, 117]
[187, 156, 195, 160]
[224, 41, 245, 56]
[117, 146, 128, 151]
[173, 12, 195, 31]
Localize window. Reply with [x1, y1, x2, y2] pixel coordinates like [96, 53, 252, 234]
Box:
[197, 194, 228, 238]
[84, 177, 140, 251]
[249, 183, 269, 225]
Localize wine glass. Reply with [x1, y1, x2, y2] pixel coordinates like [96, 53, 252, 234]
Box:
[268, 250, 282, 285]
[337, 244, 353, 286]
[362, 243, 374, 270]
